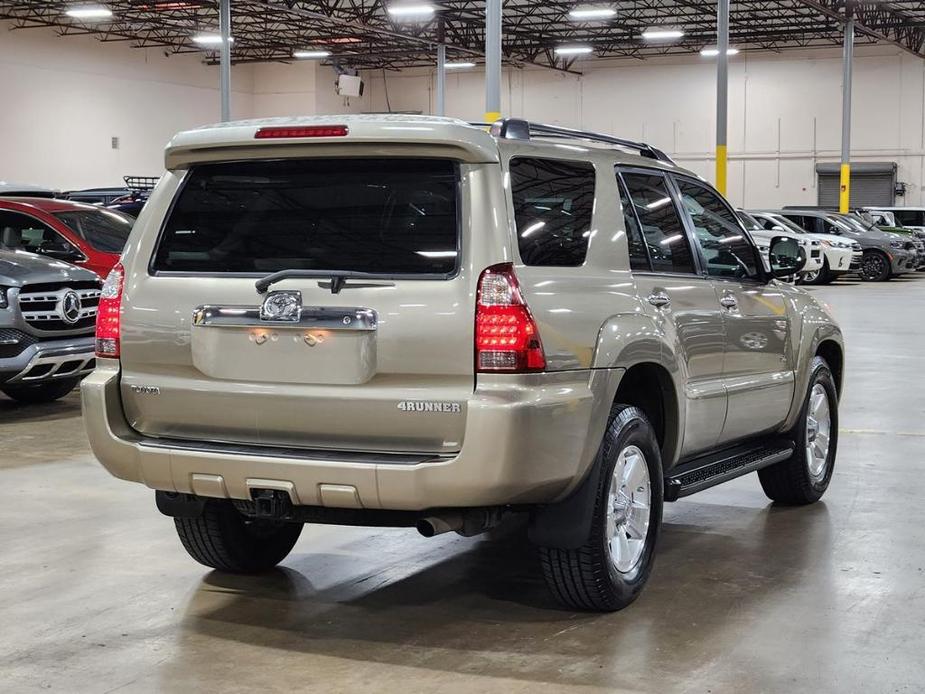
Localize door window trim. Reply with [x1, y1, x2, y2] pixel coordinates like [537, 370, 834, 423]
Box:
[615, 165, 706, 278]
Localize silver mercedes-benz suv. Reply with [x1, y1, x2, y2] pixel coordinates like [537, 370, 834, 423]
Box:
[0, 249, 99, 403]
[82, 115, 844, 611]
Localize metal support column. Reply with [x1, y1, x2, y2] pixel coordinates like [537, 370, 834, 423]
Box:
[436, 45, 446, 116]
[840, 18, 854, 213]
[484, 0, 502, 122]
[715, 0, 729, 195]
[219, 0, 231, 122]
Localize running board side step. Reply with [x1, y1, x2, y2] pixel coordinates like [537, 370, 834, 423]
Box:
[664, 441, 795, 501]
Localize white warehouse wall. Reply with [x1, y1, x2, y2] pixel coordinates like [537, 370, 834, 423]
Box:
[2, 22, 924, 209]
[0, 23, 257, 190]
[362, 47, 925, 207]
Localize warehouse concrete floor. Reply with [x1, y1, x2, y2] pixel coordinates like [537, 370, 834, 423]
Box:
[2, 275, 924, 694]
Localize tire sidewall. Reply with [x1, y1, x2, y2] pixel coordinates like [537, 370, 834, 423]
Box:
[594, 408, 664, 599]
[794, 359, 839, 494]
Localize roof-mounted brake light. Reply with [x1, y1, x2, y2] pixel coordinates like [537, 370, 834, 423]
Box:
[254, 125, 349, 139]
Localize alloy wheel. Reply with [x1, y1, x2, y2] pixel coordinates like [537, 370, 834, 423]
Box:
[605, 445, 651, 573]
[860, 253, 887, 281]
[805, 383, 832, 483]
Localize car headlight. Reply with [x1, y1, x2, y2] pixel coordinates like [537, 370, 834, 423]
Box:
[0, 287, 7, 309]
[890, 240, 904, 249]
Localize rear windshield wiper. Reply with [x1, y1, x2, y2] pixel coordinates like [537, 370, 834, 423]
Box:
[255, 269, 403, 295]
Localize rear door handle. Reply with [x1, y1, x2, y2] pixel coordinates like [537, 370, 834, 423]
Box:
[647, 292, 671, 308]
[720, 295, 738, 310]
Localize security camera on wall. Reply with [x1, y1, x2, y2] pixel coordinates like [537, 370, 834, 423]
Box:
[335, 74, 364, 98]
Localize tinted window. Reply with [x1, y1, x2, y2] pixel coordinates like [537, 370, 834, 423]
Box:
[893, 209, 925, 226]
[678, 180, 760, 280]
[616, 174, 651, 271]
[735, 210, 762, 231]
[152, 159, 459, 274]
[783, 214, 814, 233]
[54, 208, 133, 253]
[510, 158, 595, 266]
[620, 172, 695, 274]
[0, 211, 75, 254]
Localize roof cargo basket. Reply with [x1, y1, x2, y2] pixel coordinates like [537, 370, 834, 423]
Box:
[123, 176, 159, 192]
[475, 118, 673, 163]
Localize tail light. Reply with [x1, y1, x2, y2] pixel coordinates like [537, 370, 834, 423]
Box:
[475, 263, 546, 372]
[95, 263, 124, 358]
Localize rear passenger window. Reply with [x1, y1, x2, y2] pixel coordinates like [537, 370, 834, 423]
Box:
[620, 172, 696, 274]
[509, 158, 595, 266]
[616, 174, 651, 271]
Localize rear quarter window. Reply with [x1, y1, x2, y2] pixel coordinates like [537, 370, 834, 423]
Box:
[509, 157, 595, 266]
[151, 158, 459, 275]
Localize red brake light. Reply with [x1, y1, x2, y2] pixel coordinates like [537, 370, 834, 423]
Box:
[254, 125, 349, 139]
[476, 263, 546, 372]
[95, 263, 124, 358]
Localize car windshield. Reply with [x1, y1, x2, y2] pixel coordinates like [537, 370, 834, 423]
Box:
[839, 216, 873, 233]
[53, 208, 133, 253]
[824, 216, 854, 233]
[758, 213, 806, 235]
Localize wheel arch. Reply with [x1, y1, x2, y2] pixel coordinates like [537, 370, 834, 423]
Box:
[816, 339, 844, 395]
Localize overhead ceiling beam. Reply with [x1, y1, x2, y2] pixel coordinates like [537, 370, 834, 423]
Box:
[796, 0, 925, 58]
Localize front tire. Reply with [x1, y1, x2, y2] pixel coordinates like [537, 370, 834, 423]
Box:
[758, 356, 838, 504]
[538, 405, 663, 611]
[801, 259, 828, 285]
[174, 499, 303, 573]
[858, 250, 891, 282]
[0, 377, 80, 404]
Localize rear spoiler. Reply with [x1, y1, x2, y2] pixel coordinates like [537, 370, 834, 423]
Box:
[164, 119, 500, 169]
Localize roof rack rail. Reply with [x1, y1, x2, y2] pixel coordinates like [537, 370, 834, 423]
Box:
[475, 118, 673, 163]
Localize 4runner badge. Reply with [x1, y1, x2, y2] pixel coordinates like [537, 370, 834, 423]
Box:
[397, 401, 462, 413]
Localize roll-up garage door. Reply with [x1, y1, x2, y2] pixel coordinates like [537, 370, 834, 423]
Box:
[816, 162, 896, 207]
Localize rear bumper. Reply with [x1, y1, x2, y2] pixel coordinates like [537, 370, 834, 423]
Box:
[0, 336, 95, 385]
[82, 362, 619, 511]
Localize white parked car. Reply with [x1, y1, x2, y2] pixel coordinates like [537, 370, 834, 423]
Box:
[865, 206, 925, 233]
[746, 210, 856, 285]
[736, 210, 824, 283]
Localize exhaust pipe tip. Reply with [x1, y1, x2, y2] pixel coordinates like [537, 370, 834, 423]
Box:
[416, 519, 438, 537]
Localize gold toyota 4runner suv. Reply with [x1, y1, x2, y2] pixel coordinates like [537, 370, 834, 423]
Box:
[82, 115, 843, 611]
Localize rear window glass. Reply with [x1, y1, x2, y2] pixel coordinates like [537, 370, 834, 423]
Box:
[509, 158, 595, 266]
[53, 208, 133, 253]
[152, 158, 459, 274]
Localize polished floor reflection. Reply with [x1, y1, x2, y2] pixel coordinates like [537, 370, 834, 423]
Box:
[2, 275, 924, 693]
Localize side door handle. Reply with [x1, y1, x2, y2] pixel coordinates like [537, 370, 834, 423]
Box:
[719, 295, 738, 310]
[647, 292, 671, 308]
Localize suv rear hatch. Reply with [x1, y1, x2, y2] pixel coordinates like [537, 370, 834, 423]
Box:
[118, 141, 495, 456]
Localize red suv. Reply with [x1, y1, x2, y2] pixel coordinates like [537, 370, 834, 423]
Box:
[0, 197, 132, 277]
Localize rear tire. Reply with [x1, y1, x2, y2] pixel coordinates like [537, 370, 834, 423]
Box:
[174, 499, 303, 573]
[0, 377, 80, 404]
[858, 251, 891, 282]
[758, 356, 838, 504]
[538, 405, 663, 611]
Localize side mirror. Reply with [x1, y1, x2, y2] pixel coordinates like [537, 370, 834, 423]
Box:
[768, 236, 805, 278]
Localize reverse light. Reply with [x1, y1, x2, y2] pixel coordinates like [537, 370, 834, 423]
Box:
[96, 263, 124, 358]
[476, 264, 546, 372]
[254, 125, 348, 139]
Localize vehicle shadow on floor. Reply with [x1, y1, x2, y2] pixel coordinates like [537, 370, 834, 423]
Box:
[0, 390, 81, 423]
[175, 500, 834, 689]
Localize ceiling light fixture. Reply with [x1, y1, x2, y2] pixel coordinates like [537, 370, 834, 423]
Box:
[568, 7, 616, 20]
[293, 49, 331, 59]
[554, 45, 594, 56]
[700, 47, 740, 56]
[444, 61, 476, 69]
[65, 5, 113, 19]
[641, 28, 685, 40]
[387, 3, 436, 19]
[192, 33, 233, 46]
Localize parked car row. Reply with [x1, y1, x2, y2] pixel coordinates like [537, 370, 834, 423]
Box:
[742, 206, 922, 283]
